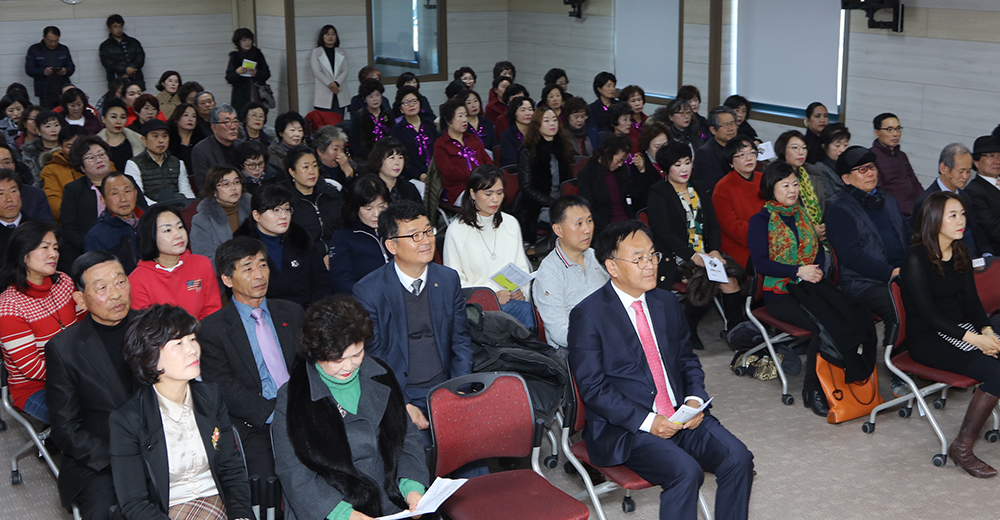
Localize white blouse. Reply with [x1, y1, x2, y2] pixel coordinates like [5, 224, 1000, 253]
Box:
[443, 212, 533, 298]
[154, 386, 220, 507]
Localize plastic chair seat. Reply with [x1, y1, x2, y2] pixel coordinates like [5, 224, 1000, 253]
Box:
[442, 469, 590, 520]
[891, 351, 980, 389]
[568, 441, 652, 491]
[672, 281, 687, 294]
[750, 308, 812, 337]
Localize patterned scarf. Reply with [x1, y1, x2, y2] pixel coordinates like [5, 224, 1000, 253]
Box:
[453, 139, 480, 171]
[469, 120, 486, 141]
[408, 122, 432, 167]
[796, 165, 823, 225]
[763, 201, 819, 294]
[676, 184, 703, 253]
[371, 112, 388, 142]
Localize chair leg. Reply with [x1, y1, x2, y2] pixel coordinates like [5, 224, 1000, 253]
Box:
[560, 426, 611, 520]
[698, 490, 713, 520]
[743, 304, 792, 405]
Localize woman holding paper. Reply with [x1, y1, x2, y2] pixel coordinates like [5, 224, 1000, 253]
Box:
[225, 28, 271, 115]
[443, 164, 535, 329]
[272, 295, 428, 520]
[311, 24, 350, 115]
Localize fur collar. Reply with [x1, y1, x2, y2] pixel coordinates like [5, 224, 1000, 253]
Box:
[234, 216, 312, 252]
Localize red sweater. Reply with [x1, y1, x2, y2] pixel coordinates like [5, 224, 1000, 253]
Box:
[0, 275, 86, 409]
[129, 251, 222, 320]
[712, 169, 765, 269]
[434, 134, 494, 205]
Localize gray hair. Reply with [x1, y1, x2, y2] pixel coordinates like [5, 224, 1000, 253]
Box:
[939, 142, 971, 170]
[210, 103, 237, 124]
[708, 105, 738, 130]
[313, 125, 349, 152]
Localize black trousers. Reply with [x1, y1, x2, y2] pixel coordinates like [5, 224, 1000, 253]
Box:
[75, 468, 117, 520]
[241, 426, 276, 480]
[764, 293, 822, 392]
[857, 284, 896, 327]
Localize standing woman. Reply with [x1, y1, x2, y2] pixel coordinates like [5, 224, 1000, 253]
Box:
[775, 130, 826, 241]
[514, 107, 573, 241]
[97, 98, 145, 174]
[390, 86, 438, 181]
[310, 24, 350, 116]
[434, 97, 493, 206]
[129, 204, 222, 320]
[328, 176, 391, 294]
[110, 304, 253, 520]
[284, 145, 344, 248]
[443, 165, 535, 329]
[154, 70, 182, 119]
[225, 28, 271, 114]
[191, 166, 252, 263]
[901, 191, 1000, 478]
[366, 138, 422, 204]
[461, 88, 496, 152]
[0, 221, 86, 423]
[350, 79, 393, 161]
[168, 103, 204, 179]
[499, 96, 534, 167]
[803, 102, 829, 165]
[576, 134, 634, 235]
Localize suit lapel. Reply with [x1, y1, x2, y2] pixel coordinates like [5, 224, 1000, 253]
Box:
[426, 266, 449, 368]
[601, 285, 656, 390]
[77, 320, 129, 402]
[191, 386, 223, 482]
[139, 387, 170, 511]
[381, 264, 409, 367]
[224, 305, 262, 391]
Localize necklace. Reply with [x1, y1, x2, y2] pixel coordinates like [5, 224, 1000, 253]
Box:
[478, 224, 498, 260]
[32, 285, 67, 330]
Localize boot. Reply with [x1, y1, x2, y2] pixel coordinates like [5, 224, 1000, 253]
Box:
[948, 389, 1000, 478]
[720, 291, 746, 333]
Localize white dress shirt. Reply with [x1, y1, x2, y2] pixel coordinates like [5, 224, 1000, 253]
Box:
[153, 385, 220, 507]
[394, 261, 428, 293]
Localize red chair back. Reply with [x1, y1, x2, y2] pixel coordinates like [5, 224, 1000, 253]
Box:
[561, 179, 577, 196]
[433, 246, 443, 266]
[636, 208, 649, 226]
[493, 145, 502, 162]
[572, 158, 588, 178]
[889, 277, 907, 348]
[428, 373, 535, 476]
[975, 258, 1000, 315]
[464, 287, 501, 311]
[533, 304, 546, 343]
[502, 168, 519, 206]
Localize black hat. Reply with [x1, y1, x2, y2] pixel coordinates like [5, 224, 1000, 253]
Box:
[836, 145, 877, 177]
[973, 135, 1000, 156]
[139, 119, 169, 136]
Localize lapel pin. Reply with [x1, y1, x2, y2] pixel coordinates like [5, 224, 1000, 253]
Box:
[282, 322, 287, 327]
[211, 427, 220, 450]
[434, 283, 438, 287]
[290, 260, 300, 268]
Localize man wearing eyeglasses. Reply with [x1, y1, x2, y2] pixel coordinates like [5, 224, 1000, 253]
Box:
[692, 106, 740, 194]
[870, 112, 923, 217]
[191, 104, 245, 194]
[963, 136, 1000, 253]
[569, 220, 753, 520]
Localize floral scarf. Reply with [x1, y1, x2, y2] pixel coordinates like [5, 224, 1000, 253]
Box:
[763, 201, 819, 294]
[796, 165, 822, 225]
[676, 184, 704, 253]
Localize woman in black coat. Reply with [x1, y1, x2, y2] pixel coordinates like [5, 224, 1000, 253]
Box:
[225, 28, 271, 114]
[576, 134, 634, 236]
[513, 106, 572, 241]
[284, 145, 344, 248]
[110, 305, 253, 520]
[328, 176, 391, 294]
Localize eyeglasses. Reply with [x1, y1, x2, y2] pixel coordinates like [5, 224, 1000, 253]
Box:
[269, 206, 293, 217]
[613, 251, 663, 268]
[0, 158, 14, 168]
[851, 163, 878, 175]
[673, 110, 693, 116]
[401, 99, 420, 107]
[787, 144, 808, 152]
[734, 151, 758, 160]
[717, 121, 738, 129]
[243, 160, 266, 170]
[391, 227, 436, 242]
[981, 153, 1000, 161]
[83, 151, 108, 162]
[215, 119, 239, 127]
[216, 180, 241, 189]
[247, 113, 265, 120]
[878, 126, 903, 134]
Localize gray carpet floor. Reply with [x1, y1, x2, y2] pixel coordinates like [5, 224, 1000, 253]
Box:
[4, 312, 1000, 519]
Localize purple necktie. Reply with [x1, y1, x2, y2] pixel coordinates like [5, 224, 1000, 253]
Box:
[250, 307, 289, 389]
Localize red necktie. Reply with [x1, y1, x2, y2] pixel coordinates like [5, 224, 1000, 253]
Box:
[631, 301, 676, 418]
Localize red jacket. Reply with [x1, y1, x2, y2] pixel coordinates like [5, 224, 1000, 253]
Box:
[434, 134, 493, 205]
[485, 96, 506, 126]
[712, 169, 765, 269]
[129, 251, 222, 320]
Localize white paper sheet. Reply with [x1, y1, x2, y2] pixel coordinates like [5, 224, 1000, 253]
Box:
[697, 253, 729, 283]
[757, 141, 776, 162]
[240, 59, 257, 77]
[376, 478, 468, 520]
[667, 397, 713, 425]
[491, 262, 534, 292]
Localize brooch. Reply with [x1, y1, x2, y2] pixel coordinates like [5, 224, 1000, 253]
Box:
[211, 427, 220, 450]
[337, 402, 347, 418]
[290, 260, 300, 268]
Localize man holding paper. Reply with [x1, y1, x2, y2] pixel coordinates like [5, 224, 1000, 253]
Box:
[568, 220, 753, 520]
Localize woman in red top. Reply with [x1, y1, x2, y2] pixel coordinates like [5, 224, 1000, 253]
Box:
[620, 85, 648, 150]
[433, 97, 492, 207]
[0, 221, 87, 422]
[484, 75, 512, 125]
[712, 135, 764, 270]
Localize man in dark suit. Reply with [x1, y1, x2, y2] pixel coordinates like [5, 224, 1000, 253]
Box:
[691, 106, 739, 194]
[0, 168, 38, 271]
[353, 200, 473, 433]
[199, 236, 304, 480]
[191, 104, 243, 193]
[965, 135, 1000, 253]
[46, 251, 136, 520]
[569, 220, 753, 520]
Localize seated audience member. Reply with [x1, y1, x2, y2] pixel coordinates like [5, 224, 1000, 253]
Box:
[93, 80, 123, 120]
[126, 93, 163, 134]
[712, 135, 764, 270]
[238, 101, 275, 145]
[267, 110, 305, 172]
[692, 106, 739, 193]
[648, 142, 744, 349]
[21, 110, 62, 183]
[97, 99, 145, 174]
[367, 138, 422, 204]
[59, 88, 102, 135]
[677, 84, 710, 142]
[492, 83, 528, 138]
[233, 184, 331, 307]
[84, 171, 144, 273]
[499, 96, 535, 167]
[125, 120, 194, 204]
[40, 125, 87, 221]
[352, 200, 475, 445]
[724, 94, 756, 141]
[284, 145, 343, 248]
[110, 304, 253, 519]
[544, 67, 571, 97]
[825, 146, 907, 327]
[1, 94, 26, 150]
[443, 165, 535, 329]
[589, 71, 618, 133]
[60, 137, 114, 267]
[313, 125, 356, 187]
[490, 61, 516, 98]
[563, 96, 599, 157]
[541, 83, 565, 119]
[600, 102, 636, 153]
[194, 91, 219, 138]
[120, 82, 145, 126]
[177, 81, 204, 107]
[191, 166, 251, 263]
[900, 191, 1000, 478]
[14, 104, 41, 152]
[620, 85, 648, 141]
[775, 130, 826, 238]
[351, 79, 394, 161]
[154, 70, 182, 119]
[129, 204, 222, 319]
[191, 104, 244, 193]
[870, 112, 923, 217]
[347, 66, 392, 115]
[434, 97, 493, 206]
[199, 237, 304, 481]
[47, 251, 135, 520]
[514, 106, 573, 241]
[0, 221, 85, 422]
[911, 143, 992, 259]
[569, 219, 754, 520]
[812, 123, 850, 196]
[393, 72, 435, 120]
[390, 86, 438, 181]
[0, 143, 53, 224]
[534, 195, 609, 350]
[577, 135, 634, 235]
[630, 120, 671, 210]
[235, 140, 280, 195]
[652, 98, 703, 154]
[0, 170, 37, 269]
[965, 135, 1000, 253]
[455, 66, 477, 89]
[329, 176, 390, 294]
[167, 102, 204, 177]
[803, 102, 829, 164]
[461, 88, 496, 152]
[484, 75, 512, 125]
[272, 294, 429, 520]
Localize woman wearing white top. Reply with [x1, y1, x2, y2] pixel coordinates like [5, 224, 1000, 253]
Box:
[443, 164, 535, 329]
[310, 25, 350, 115]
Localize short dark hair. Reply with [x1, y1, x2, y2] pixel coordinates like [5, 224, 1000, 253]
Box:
[0, 95, 26, 119]
[201, 166, 243, 199]
[58, 124, 87, 145]
[459, 88, 483, 112]
[492, 61, 515, 80]
[592, 72, 617, 97]
[393, 85, 422, 114]
[101, 97, 127, 118]
[551, 195, 591, 226]
[820, 123, 851, 146]
[0, 220, 60, 291]
[544, 68, 568, 87]
[232, 28, 255, 48]
[444, 79, 466, 100]
[0, 169, 20, 190]
[132, 93, 159, 113]
[59, 88, 88, 113]
[17, 105, 40, 134]
[357, 79, 385, 100]
[316, 24, 339, 48]
[592, 134, 632, 169]
[759, 161, 797, 202]
[619, 85, 645, 104]
[454, 66, 477, 82]
[123, 304, 200, 386]
[873, 112, 898, 130]
[505, 97, 535, 126]
[43, 26, 61, 38]
[365, 138, 407, 175]
[357, 65, 380, 84]
[638, 121, 670, 154]
[378, 200, 426, 242]
[176, 82, 204, 105]
[774, 130, 807, 163]
[137, 204, 186, 261]
[540, 84, 563, 107]
[664, 98, 692, 117]
[234, 140, 269, 170]
[106, 14, 124, 27]
[396, 72, 420, 90]
[458, 164, 504, 230]
[655, 141, 693, 172]
[98, 171, 130, 199]
[724, 94, 751, 113]
[805, 102, 826, 119]
[274, 110, 304, 138]
[250, 184, 293, 214]
[677, 85, 701, 103]
[155, 71, 181, 93]
[606, 102, 632, 128]
[491, 75, 513, 91]
[439, 97, 467, 131]
[34, 110, 61, 129]
[563, 96, 588, 117]
[501, 84, 528, 106]
[343, 175, 391, 227]
[283, 145, 316, 173]
[215, 236, 268, 278]
[240, 101, 269, 122]
[68, 136, 110, 173]
[593, 220, 653, 270]
[70, 250, 121, 291]
[708, 106, 737, 130]
[299, 295, 374, 364]
[723, 135, 757, 166]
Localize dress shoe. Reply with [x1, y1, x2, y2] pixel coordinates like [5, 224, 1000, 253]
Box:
[802, 389, 829, 417]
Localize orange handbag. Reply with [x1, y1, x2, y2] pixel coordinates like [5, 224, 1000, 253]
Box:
[816, 356, 884, 424]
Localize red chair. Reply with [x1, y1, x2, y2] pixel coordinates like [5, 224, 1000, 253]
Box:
[533, 303, 546, 343]
[428, 373, 590, 520]
[572, 158, 589, 178]
[493, 144, 502, 163]
[635, 208, 649, 226]
[975, 257, 1000, 315]
[463, 287, 501, 311]
[502, 168, 519, 207]
[561, 179, 577, 196]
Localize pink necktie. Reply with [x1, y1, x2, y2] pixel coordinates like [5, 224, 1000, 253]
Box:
[631, 300, 676, 418]
[250, 307, 289, 389]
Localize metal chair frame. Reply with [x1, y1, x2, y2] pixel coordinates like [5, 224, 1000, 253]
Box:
[739, 267, 804, 406]
[1, 361, 59, 485]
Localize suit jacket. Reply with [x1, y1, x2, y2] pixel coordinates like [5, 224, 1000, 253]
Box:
[352, 261, 474, 395]
[46, 315, 137, 507]
[0, 214, 38, 272]
[912, 181, 993, 257]
[109, 382, 253, 520]
[964, 174, 1000, 253]
[646, 180, 721, 288]
[568, 282, 708, 467]
[198, 299, 304, 437]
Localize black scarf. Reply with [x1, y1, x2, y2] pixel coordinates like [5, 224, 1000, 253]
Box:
[285, 359, 409, 517]
[843, 184, 885, 210]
